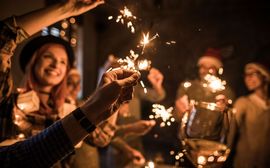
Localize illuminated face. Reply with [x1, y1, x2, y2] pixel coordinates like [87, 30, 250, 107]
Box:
[244, 68, 264, 91]
[34, 43, 68, 87]
[198, 64, 218, 79]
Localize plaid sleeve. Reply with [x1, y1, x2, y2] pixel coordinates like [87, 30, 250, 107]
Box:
[0, 121, 74, 168]
[0, 16, 29, 104]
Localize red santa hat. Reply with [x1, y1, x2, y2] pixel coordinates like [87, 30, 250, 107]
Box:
[197, 48, 223, 69]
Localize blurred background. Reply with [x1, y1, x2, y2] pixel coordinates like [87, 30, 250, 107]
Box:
[1, 0, 270, 166]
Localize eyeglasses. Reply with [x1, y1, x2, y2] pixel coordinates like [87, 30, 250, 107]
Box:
[244, 71, 261, 78]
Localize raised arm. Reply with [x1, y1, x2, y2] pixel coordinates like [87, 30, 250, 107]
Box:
[0, 69, 140, 168]
[15, 0, 104, 36]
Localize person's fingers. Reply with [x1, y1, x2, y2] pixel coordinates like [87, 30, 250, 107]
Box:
[148, 120, 156, 126]
[116, 72, 140, 87]
[119, 86, 134, 102]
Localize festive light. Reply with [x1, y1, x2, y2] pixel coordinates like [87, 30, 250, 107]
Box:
[140, 32, 159, 54]
[145, 161, 155, 168]
[137, 59, 152, 71]
[151, 104, 175, 127]
[203, 74, 226, 93]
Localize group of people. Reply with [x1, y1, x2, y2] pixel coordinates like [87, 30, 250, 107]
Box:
[0, 0, 269, 168]
[175, 48, 270, 168]
[0, 0, 164, 168]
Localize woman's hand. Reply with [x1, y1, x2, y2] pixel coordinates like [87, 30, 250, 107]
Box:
[63, 0, 105, 17]
[80, 69, 140, 125]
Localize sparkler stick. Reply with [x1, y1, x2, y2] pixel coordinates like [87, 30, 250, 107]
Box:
[150, 104, 175, 127]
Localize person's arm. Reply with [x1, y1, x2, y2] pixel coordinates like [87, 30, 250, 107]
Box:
[13, 0, 104, 36]
[116, 120, 156, 138]
[0, 69, 140, 168]
[111, 137, 146, 166]
[0, 0, 104, 103]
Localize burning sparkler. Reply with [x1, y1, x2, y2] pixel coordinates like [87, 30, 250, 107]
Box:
[116, 50, 150, 93]
[137, 59, 152, 71]
[108, 6, 137, 33]
[117, 50, 139, 70]
[202, 74, 226, 93]
[150, 104, 175, 127]
[140, 32, 159, 54]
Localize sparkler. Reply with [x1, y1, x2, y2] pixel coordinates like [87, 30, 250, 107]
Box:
[202, 74, 226, 93]
[116, 50, 150, 93]
[108, 6, 137, 33]
[150, 104, 175, 127]
[137, 59, 152, 71]
[140, 32, 159, 54]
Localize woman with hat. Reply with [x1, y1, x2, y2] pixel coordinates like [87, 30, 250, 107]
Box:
[12, 35, 75, 139]
[175, 47, 235, 118]
[232, 62, 270, 168]
[0, 0, 104, 143]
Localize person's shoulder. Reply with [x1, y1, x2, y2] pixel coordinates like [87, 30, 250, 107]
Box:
[235, 95, 249, 103]
[234, 96, 250, 111]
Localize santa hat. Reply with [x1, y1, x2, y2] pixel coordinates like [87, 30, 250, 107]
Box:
[245, 63, 270, 82]
[197, 48, 223, 69]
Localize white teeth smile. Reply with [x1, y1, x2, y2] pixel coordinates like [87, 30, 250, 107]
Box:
[46, 69, 60, 76]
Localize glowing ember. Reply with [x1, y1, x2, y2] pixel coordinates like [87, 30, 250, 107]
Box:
[203, 74, 226, 93]
[166, 40, 176, 45]
[151, 104, 175, 127]
[140, 32, 159, 54]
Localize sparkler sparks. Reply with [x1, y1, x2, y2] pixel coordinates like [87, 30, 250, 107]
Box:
[117, 50, 139, 70]
[165, 40, 176, 45]
[203, 74, 226, 93]
[137, 59, 152, 71]
[116, 50, 150, 93]
[140, 32, 159, 54]
[150, 104, 175, 127]
[108, 6, 137, 33]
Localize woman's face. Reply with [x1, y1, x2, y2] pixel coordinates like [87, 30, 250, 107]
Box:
[244, 68, 264, 91]
[34, 43, 68, 87]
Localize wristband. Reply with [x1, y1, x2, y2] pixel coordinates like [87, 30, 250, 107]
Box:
[73, 108, 96, 133]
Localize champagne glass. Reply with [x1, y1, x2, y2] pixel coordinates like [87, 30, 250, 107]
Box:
[180, 101, 231, 168]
